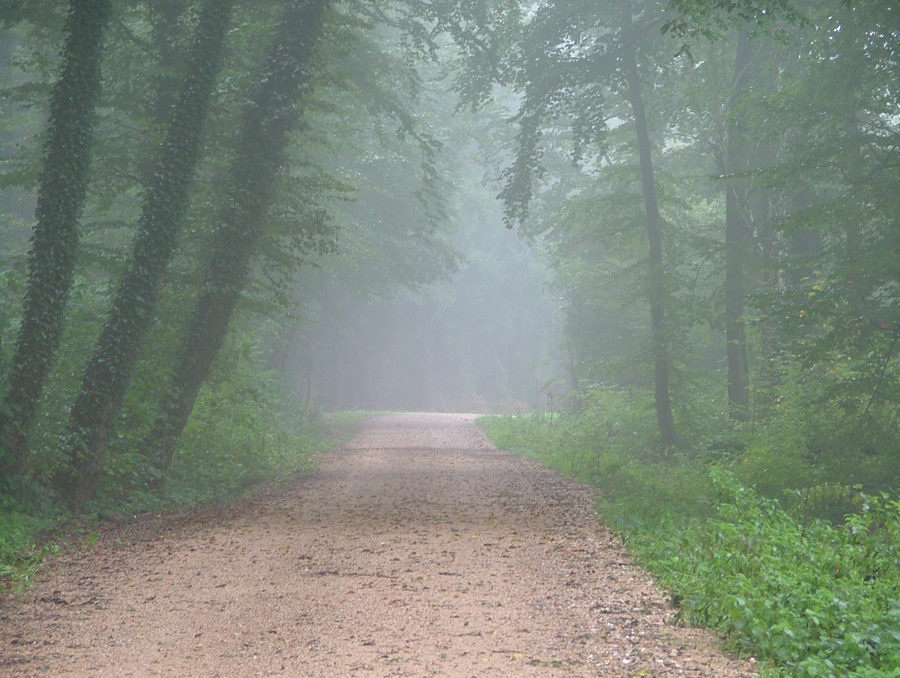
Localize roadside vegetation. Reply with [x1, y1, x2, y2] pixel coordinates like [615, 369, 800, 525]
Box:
[2, 2, 898, 673]
[479, 391, 900, 677]
[469, 2, 900, 673]
[0, 377, 362, 591]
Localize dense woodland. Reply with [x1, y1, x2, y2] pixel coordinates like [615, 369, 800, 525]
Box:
[0, 1, 898, 675]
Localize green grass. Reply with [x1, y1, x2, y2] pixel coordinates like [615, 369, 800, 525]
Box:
[477, 409, 900, 677]
[0, 501, 55, 588]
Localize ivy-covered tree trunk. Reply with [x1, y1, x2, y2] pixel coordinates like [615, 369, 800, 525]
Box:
[0, 0, 112, 479]
[723, 32, 754, 422]
[146, 0, 329, 474]
[57, 0, 234, 510]
[621, 33, 678, 449]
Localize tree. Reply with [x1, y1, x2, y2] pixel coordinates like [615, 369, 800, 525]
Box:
[146, 1, 188, 130]
[620, 12, 677, 446]
[449, 0, 681, 446]
[766, 1, 900, 423]
[57, 0, 234, 509]
[0, 0, 112, 479]
[144, 0, 329, 474]
[722, 32, 755, 421]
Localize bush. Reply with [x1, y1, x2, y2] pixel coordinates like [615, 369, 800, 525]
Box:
[478, 408, 900, 676]
[655, 470, 900, 675]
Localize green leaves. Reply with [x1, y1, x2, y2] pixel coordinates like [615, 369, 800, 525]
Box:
[58, 0, 236, 510]
[653, 470, 900, 674]
[0, 0, 113, 476]
[482, 413, 900, 676]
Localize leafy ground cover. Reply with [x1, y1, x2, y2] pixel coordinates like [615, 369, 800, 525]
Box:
[477, 396, 900, 677]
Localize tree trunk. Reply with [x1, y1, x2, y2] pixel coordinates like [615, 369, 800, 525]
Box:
[724, 32, 755, 421]
[621, 35, 678, 448]
[750, 146, 778, 412]
[147, 0, 187, 128]
[57, 0, 234, 510]
[0, 0, 112, 479]
[145, 0, 329, 474]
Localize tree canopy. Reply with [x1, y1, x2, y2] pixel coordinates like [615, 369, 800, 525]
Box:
[0, 0, 896, 583]
[1, 1, 899, 672]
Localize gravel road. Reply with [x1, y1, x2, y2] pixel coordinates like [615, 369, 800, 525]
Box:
[0, 412, 756, 676]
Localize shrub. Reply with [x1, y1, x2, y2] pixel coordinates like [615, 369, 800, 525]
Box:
[478, 410, 900, 677]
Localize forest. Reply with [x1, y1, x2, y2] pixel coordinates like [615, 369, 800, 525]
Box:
[0, 0, 898, 675]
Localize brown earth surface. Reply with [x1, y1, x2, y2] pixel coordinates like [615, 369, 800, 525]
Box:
[0, 412, 757, 677]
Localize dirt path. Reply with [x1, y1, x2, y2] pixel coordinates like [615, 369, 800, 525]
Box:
[1, 412, 755, 676]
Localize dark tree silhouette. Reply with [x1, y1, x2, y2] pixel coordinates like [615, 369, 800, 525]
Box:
[723, 32, 755, 422]
[57, 0, 234, 510]
[145, 0, 329, 474]
[621, 19, 678, 447]
[0, 0, 112, 479]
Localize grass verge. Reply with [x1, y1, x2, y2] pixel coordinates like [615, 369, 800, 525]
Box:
[477, 412, 900, 677]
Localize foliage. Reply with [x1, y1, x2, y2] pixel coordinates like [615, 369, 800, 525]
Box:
[666, 471, 900, 676]
[59, 0, 236, 510]
[72, 318, 361, 512]
[664, 0, 803, 42]
[0, 0, 466, 512]
[2, 5, 899, 673]
[479, 408, 900, 676]
[143, 0, 330, 477]
[0, 493, 54, 589]
[0, 0, 113, 474]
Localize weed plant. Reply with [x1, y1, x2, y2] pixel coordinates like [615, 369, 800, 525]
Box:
[478, 389, 900, 677]
[0, 494, 53, 585]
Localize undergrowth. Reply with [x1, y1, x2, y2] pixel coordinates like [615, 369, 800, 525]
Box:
[477, 394, 900, 677]
[0, 406, 364, 592]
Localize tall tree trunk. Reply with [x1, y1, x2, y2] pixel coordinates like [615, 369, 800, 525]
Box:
[723, 32, 755, 421]
[750, 146, 777, 411]
[57, 0, 234, 510]
[0, 0, 112, 479]
[145, 0, 329, 474]
[621, 35, 678, 448]
[147, 0, 187, 128]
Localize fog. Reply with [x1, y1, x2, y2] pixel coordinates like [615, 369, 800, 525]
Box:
[2, 1, 898, 519]
[280, 184, 562, 413]
[2, 5, 897, 671]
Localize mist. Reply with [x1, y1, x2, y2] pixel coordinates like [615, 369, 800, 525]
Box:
[287, 201, 560, 413]
[1, 1, 898, 546]
[2, 4, 898, 672]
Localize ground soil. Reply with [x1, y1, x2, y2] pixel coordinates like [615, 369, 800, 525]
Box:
[0, 412, 757, 677]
